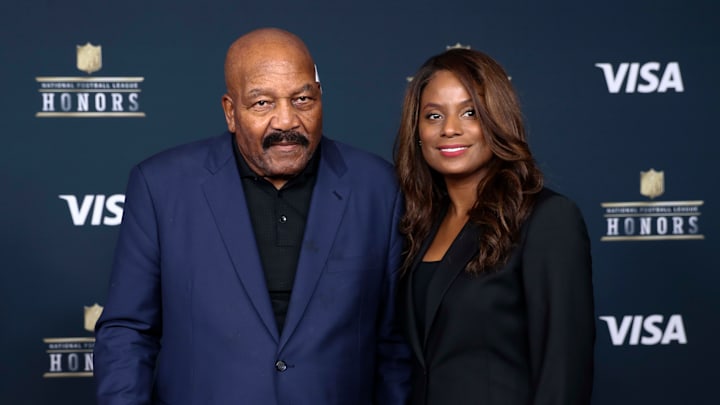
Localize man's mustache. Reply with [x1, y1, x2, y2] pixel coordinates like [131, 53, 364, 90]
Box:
[262, 131, 310, 150]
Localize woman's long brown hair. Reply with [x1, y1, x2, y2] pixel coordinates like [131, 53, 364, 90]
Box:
[394, 48, 543, 274]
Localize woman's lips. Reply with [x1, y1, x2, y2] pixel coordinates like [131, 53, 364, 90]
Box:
[438, 145, 469, 157]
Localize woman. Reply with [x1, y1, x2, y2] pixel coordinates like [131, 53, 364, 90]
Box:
[394, 48, 595, 404]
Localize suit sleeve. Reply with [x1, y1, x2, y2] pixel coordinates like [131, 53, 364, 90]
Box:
[94, 165, 162, 405]
[374, 190, 412, 405]
[522, 194, 595, 405]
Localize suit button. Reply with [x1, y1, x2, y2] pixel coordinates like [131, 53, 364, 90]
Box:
[279, 215, 287, 223]
[275, 360, 287, 372]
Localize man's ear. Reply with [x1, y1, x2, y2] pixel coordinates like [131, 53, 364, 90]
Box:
[221, 94, 236, 133]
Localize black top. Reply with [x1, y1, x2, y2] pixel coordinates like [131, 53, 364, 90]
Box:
[233, 139, 320, 332]
[413, 260, 440, 342]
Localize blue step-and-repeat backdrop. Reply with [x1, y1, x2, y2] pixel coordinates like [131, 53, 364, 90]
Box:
[1, 0, 717, 403]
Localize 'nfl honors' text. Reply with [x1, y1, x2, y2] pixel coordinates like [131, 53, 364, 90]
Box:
[36, 43, 145, 118]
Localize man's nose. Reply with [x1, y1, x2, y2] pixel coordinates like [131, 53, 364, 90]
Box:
[271, 99, 300, 131]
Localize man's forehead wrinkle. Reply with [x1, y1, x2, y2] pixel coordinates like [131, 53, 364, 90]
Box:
[243, 82, 316, 101]
[228, 55, 312, 91]
[239, 57, 315, 90]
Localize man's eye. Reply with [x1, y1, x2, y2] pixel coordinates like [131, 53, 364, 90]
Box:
[293, 96, 316, 109]
[249, 100, 272, 111]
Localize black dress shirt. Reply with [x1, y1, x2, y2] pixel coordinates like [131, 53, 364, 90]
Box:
[233, 139, 320, 333]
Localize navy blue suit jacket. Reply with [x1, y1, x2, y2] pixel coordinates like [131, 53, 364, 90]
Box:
[94, 133, 411, 404]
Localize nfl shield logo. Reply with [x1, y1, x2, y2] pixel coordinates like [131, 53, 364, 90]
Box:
[640, 169, 664, 199]
[84, 303, 104, 332]
[76, 43, 102, 74]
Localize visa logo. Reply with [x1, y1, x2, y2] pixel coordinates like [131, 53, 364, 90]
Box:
[59, 194, 124, 226]
[594, 62, 684, 93]
[599, 314, 687, 346]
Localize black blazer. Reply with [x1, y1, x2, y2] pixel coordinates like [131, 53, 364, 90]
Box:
[399, 188, 595, 405]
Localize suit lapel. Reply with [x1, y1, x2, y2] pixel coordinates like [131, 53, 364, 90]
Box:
[279, 139, 349, 349]
[423, 223, 480, 347]
[201, 134, 279, 342]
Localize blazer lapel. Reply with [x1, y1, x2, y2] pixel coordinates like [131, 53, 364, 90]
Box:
[403, 214, 443, 368]
[423, 222, 480, 347]
[201, 134, 279, 342]
[279, 138, 349, 349]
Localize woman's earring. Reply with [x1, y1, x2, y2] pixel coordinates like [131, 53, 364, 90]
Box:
[418, 139, 422, 147]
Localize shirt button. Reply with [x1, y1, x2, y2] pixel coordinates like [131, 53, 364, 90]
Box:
[279, 215, 287, 223]
[275, 360, 287, 372]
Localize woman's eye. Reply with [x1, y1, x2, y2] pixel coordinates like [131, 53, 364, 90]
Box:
[426, 113, 441, 120]
[462, 109, 476, 117]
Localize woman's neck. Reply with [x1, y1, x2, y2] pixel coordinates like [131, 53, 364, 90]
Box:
[444, 176, 481, 218]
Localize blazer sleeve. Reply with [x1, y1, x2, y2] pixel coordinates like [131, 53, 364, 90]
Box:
[521, 193, 595, 405]
[373, 190, 412, 405]
[94, 165, 162, 405]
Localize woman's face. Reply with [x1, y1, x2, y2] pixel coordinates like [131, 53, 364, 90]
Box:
[418, 70, 493, 185]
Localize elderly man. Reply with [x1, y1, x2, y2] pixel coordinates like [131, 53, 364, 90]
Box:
[94, 28, 410, 404]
